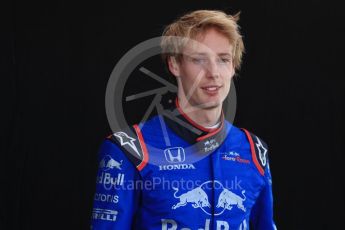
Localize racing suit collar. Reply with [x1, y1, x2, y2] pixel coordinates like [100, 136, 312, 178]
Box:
[174, 97, 223, 134]
[161, 95, 226, 145]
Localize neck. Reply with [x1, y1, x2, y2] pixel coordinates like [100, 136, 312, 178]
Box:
[177, 96, 222, 128]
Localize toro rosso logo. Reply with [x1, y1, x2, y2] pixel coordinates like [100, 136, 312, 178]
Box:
[171, 180, 246, 215]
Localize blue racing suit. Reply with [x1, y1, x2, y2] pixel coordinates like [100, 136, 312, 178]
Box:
[91, 97, 276, 230]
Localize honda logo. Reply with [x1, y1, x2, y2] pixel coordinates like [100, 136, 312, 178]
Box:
[164, 147, 185, 163]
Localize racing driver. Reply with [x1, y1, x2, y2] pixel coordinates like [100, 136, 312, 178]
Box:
[91, 10, 276, 230]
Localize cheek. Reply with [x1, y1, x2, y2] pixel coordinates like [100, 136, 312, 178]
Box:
[178, 75, 196, 97]
[222, 74, 232, 96]
[180, 68, 204, 89]
[222, 68, 233, 82]
[223, 80, 231, 96]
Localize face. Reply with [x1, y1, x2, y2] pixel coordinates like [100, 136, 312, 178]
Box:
[169, 28, 235, 110]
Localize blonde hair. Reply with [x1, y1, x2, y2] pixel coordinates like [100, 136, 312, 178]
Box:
[161, 10, 245, 71]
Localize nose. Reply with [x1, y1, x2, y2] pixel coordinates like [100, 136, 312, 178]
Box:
[205, 59, 219, 78]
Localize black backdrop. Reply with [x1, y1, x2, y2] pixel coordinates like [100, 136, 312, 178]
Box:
[1, 0, 344, 229]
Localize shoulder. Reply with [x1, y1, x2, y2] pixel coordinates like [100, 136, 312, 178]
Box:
[105, 124, 149, 171]
[240, 128, 269, 176]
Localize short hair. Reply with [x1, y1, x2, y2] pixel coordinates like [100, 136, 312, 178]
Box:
[161, 10, 245, 71]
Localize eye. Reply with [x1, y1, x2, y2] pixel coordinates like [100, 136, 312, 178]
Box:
[191, 57, 207, 65]
[218, 58, 231, 64]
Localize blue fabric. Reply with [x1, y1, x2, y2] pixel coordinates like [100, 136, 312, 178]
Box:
[91, 115, 276, 230]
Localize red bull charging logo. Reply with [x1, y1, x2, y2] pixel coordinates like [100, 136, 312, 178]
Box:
[171, 180, 246, 216]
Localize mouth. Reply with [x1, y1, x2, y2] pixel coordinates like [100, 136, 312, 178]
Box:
[201, 85, 222, 94]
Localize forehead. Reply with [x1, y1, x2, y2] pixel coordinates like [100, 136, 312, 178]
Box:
[183, 28, 233, 55]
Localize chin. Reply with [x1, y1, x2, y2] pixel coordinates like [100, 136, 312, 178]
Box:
[197, 100, 222, 110]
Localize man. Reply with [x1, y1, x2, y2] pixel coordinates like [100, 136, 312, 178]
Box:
[91, 10, 276, 230]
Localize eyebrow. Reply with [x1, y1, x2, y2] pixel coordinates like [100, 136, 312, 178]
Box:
[188, 52, 232, 57]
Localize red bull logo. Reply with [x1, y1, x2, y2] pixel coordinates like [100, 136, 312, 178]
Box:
[171, 180, 246, 216]
[99, 155, 123, 171]
[161, 218, 231, 230]
[216, 189, 246, 212]
[172, 186, 210, 210]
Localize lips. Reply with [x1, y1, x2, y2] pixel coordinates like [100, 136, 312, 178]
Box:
[201, 85, 222, 92]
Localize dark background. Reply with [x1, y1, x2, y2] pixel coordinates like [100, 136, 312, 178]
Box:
[1, 0, 344, 229]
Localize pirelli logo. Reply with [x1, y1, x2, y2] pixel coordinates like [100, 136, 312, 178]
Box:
[92, 208, 118, 222]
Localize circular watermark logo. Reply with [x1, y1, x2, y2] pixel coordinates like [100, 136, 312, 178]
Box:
[105, 36, 237, 165]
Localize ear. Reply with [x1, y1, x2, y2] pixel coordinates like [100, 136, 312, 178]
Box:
[167, 56, 181, 77]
